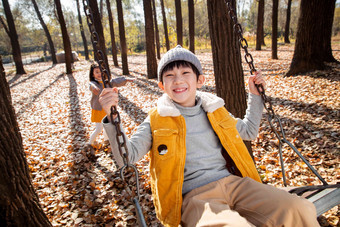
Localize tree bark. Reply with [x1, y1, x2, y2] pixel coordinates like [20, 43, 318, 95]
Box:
[2, 0, 26, 74]
[152, 0, 161, 59]
[143, 0, 157, 79]
[160, 0, 170, 51]
[88, 0, 111, 75]
[256, 0, 264, 50]
[116, 0, 129, 75]
[106, 0, 119, 66]
[0, 56, 52, 226]
[32, 0, 57, 64]
[188, 0, 195, 53]
[55, 0, 72, 74]
[286, 0, 338, 76]
[175, 0, 183, 46]
[207, 0, 253, 159]
[271, 0, 278, 59]
[284, 0, 292, 44]
[76, 0, 89, 60]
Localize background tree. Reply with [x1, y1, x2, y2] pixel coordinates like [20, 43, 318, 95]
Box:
[256, 0, 264, 50]
[75, 0, 89, 60]
[116, 0, 129, 75]
[271, 0, 278, 59]
[55, 0, 72, 74]
[152, 0, 161, 59]
[106, 0, 119, 66]
[284, 0, 292, 44]
[188, 0, 195, 53]
[31, 0, 57, 64]
[88, 0, 111, 74]
[1, 0, 26, 74]
[160, 0, 170, 51]
[175, 0, 183, 46]
[286, 0, 338, 76]
[143, 0, 157, 79]
[0, 56, 51, 226]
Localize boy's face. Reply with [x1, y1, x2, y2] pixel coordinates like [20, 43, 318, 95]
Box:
[158, 65, 205, 107]
[93, 67, 102, 81]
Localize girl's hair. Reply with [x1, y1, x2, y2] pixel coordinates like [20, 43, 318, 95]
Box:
[160, 60, 200, 83]
[89, 63, 100, 82]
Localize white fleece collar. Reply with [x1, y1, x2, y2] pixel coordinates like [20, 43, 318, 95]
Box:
[157, 91, 225, 117]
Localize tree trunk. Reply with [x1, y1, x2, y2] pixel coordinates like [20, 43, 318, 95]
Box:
[207, 0, 253, 159]
[76, 0, 89, 60]
[256, 0, 264, 50]
[0, 56, 52, 226]
[106, 0, 119, 66]
[32, 0, 57, 64]
[284, 0, 292, 44]
[286, 0, 338, 76]
[271, 0, 278, 59]
[88, 0, 111, 75]
[116, 0, 129, 75]
[160, 0, 170, 51]
[143, 0, 157, 79]
[175, 0, 183, 46]
[152, 0, 161, 59]
[55, 0, 72, 74]
[188, 0, 195, 53]
[2, 0, 26, 74]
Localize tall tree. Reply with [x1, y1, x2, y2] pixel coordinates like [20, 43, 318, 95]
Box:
[207, 0, 253, 156]
[0, 56, 52, 226]
[143, 0, 157, 79]
[284, 0, 292, 44]
[106, 0, 119, 66]
[1, 0, 26, 74]
[31, 0, 57, 64]
[175, 0, 183, 46]
[256, 0, 264, 50]
[55, 0, 72, 74]
[88, 0, 111, 74]
[160, 0, 170, 51]
[116, 0, 129, 75]
[286, 0, 338, 76]
[188, 0, 195, 53]
[152, 0, 161, 59]
[271, 0, 278, 59]
[75, 0, 89, 60]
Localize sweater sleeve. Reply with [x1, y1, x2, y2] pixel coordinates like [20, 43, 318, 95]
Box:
[102, 116, 152, 168]
[236, 94, 264, 141]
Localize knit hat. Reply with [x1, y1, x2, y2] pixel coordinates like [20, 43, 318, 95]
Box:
[157, 45, 203, 81]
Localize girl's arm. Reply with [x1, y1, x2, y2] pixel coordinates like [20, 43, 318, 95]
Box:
[89, 82, 101, 95]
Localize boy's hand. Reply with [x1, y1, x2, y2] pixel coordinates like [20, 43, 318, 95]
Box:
[248, 70, 266, 96]
[99, 87, 119, 121]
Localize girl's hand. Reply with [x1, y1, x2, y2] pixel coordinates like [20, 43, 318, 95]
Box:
[248, 70, 266, 96]
[91, 86, 101, 96]
[99, 87, 119, 120]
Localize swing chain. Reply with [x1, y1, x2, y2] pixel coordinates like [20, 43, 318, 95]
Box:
[82, 2, 146, 225]
[223, 0, 328, 186]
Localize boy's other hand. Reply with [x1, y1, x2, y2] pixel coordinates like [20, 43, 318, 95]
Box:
[248, 70, 266, 96]
[99, 87, 119, 121]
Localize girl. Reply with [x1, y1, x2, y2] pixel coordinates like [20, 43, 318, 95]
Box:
[88, 63, 132, 147]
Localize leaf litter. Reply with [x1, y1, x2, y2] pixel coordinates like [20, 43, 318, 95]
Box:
[5, 45, 339, 226]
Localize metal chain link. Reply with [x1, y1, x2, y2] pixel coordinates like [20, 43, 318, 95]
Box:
[82, 1, 146, 226]
[223, 0, 328, 186]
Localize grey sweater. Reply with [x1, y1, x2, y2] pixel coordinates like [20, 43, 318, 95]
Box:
[103, 92, 264, 194]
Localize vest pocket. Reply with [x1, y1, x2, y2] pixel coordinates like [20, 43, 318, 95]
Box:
[218, 119, 244, 144]
[152, 128, 178, 160]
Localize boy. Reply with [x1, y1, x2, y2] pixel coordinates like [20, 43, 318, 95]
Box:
[99, 46, 318, 227]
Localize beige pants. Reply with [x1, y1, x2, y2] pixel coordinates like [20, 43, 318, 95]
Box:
[181, 175, 319, 227]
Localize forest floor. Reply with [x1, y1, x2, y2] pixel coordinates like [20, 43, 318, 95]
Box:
[5, 44, 340, 226]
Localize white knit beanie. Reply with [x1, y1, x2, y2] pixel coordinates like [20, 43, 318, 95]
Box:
[157, 45, 203, 81]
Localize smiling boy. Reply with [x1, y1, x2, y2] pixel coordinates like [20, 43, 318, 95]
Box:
[99, 45, 318, 227]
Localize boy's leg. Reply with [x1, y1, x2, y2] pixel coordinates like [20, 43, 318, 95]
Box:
[181, 179, 255, 227]
[222, 175, 319, 227]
